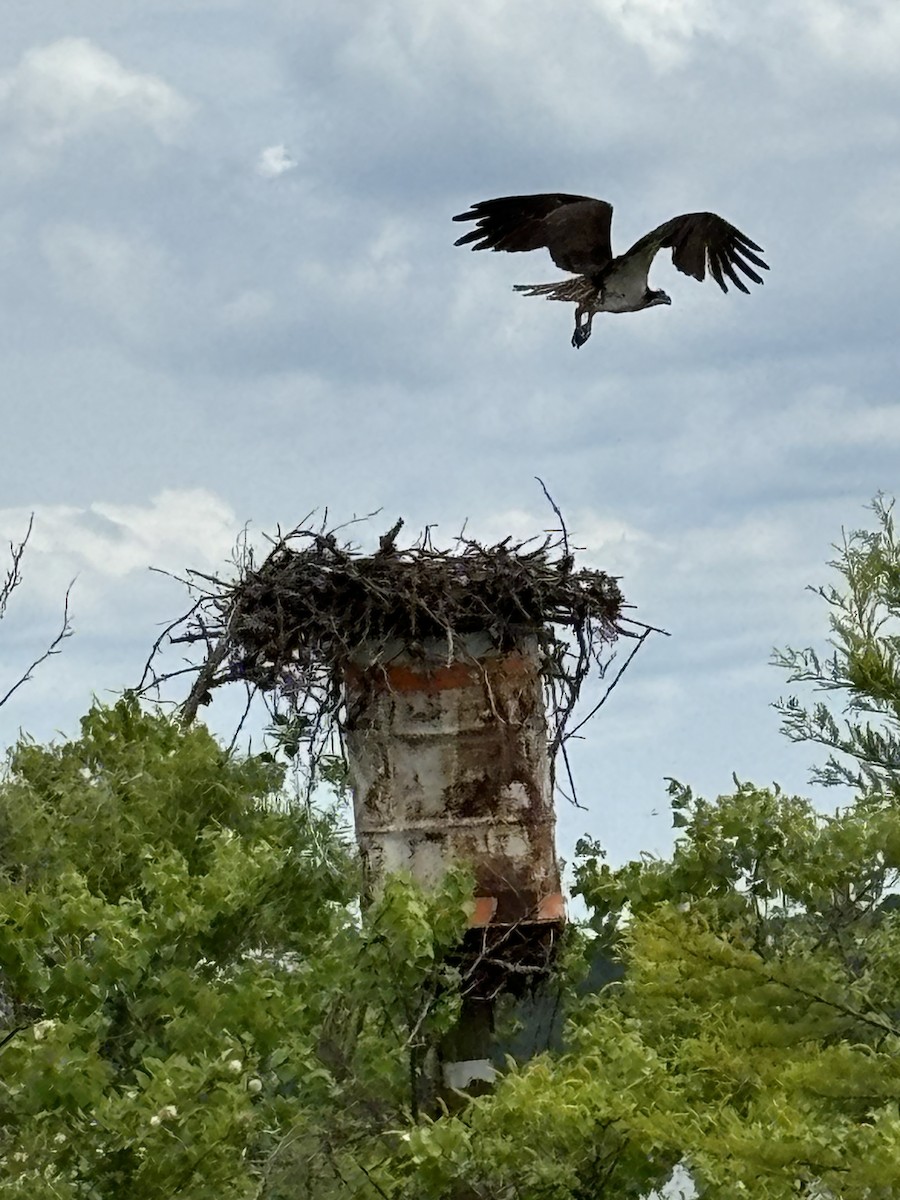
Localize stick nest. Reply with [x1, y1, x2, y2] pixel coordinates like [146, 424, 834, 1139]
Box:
[228, 524, 623, 688]
[141, 512, 659, 803]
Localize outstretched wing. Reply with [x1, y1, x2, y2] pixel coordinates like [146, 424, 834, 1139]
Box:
[452, 194, 614, 275]
[624, 212, 769, 294]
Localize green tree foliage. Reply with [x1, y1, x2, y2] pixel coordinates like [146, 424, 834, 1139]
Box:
[6, 499, 900, 1198]
[0, 698, 471, 1198]
[774, 493, 900, 793]
[377, 499, 900, 1197]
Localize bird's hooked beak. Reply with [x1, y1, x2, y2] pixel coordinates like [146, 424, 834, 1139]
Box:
[644, 289, 671, 309]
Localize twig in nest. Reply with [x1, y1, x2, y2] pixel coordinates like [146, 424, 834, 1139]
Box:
[535, 476, 571, 567]
[138, 504, 661, 805]
[564, 625, 655, 743]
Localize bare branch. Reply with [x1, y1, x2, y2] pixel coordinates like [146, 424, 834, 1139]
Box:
[0, 583, 74, 709]
[535, 476, 571, 564]
[0, 514, 34, 620]
[564, 625, 654, 743]
[180, 634, 234, 726]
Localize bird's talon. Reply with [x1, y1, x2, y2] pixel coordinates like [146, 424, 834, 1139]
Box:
[571, 326, 590, 349]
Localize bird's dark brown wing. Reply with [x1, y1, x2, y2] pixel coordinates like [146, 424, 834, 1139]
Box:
[452, 194, 614, 275]
[624, 212, 769, 294]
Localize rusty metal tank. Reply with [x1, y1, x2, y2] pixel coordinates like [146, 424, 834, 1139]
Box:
[343, 632, 563, 926]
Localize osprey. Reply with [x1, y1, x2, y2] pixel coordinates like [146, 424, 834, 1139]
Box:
[453, 193, 769, 348]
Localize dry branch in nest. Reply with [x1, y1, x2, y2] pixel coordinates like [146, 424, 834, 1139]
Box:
[140, 509, 662, 802]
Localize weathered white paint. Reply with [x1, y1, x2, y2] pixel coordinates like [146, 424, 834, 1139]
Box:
[344, 634, 562, 924]
[442, 1058, 497, 1089]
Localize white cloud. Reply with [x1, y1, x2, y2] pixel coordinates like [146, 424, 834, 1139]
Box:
[0, 490, 244, 746]
[220, 288, 276, 327]
[0, 37, 191, 164]
[800, 0, 900, 75]
[474, 506, 655, 579]
[469, 498, 836, 661]
[592, 0, 729, 68]
[255, 143, 297, 178]
[0, 490, 240, 610]
[653, 382, 900, 500]
[855, 166, 900, 233]
[337, 218, 414, 299]
[40, 222, 176, 340]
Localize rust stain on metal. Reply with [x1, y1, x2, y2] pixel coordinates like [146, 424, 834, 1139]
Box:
[469, 896, 499, 927]
[344, 636, 562, 927]
[343, 653, 532, 695]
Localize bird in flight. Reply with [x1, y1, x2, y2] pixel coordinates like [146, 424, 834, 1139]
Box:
[452, 193, 768, 348]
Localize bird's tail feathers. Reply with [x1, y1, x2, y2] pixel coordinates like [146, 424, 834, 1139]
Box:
[512, 278, 594, 303]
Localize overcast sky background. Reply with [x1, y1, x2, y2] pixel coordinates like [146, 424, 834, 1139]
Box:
[1, 0, 898, 866]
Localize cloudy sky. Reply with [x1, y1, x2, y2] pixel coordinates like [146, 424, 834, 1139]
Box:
[1, 0, 898, 865]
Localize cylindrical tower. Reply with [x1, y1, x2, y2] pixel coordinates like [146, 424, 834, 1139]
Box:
[190, 519, 630, 1093]
[344, 632, 563, 929]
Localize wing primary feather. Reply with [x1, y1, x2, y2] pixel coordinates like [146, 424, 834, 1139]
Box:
[735, 245, 769, 270]
[731, 231, 765, 253]
[719, 256, 751, 293]
[453, 228, 489, 247]
[707, 251, 727, 293]
[451, 193, 615, 274]
[729, 249, 765, 286]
